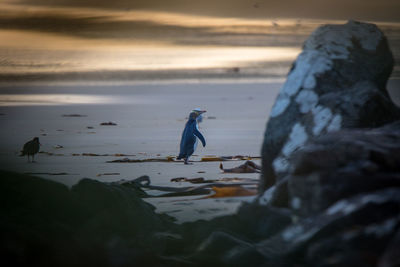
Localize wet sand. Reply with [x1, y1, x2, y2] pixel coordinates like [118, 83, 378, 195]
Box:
[1, 79, 399, 222]
[0, 80, 279, 222]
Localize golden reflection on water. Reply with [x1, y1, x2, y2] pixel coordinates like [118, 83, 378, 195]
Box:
[0, 29, 301, 73]
[0, 94, 117, 106]
[0, 3, 399, 78]
[0, 3, 308, 75]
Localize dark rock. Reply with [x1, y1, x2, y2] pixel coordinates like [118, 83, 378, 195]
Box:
[222, 244, 266, 267]
[0, 171, 173, 266]
[257, 177, 290, 208]
[70, 178, 171, 238]
[189, 231, 264, 266]
[255, 188, 400, 266]
[261, 20, 399, 190]
[179, 203, 292, 250]
[166, 203, 292, 265]
[235, 203, 292, 240]
[378, 228, 400, 267]
[269, 178, 289, 208]
[288, 121, 400, 217]
[302, 189, 400, 267]
[192, 231, 252, 260]
[0, 171, 93, 266]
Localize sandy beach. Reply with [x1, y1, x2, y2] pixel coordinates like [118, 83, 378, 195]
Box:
[1, 78, 399, 222]
[0, 80, 278, 222]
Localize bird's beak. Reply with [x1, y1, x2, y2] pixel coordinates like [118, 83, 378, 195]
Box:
[199, 110, 207, 114]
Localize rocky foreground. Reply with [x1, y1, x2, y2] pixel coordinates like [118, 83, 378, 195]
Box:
[1, 21, 400, 266]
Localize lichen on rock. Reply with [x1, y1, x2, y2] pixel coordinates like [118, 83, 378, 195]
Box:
[261, 20, 399, 190]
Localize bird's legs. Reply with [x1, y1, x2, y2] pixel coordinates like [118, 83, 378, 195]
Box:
[32, 154, 36, 163]
[184, 158, 192, 165]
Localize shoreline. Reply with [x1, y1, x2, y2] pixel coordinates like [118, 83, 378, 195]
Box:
[0, 80, 273, 222]
[1, 78, 399, 222]
[0, 75, 399, 88]
[0, 76, 287, 88]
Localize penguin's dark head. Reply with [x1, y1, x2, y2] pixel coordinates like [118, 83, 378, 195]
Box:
[189, 109, 206, 120]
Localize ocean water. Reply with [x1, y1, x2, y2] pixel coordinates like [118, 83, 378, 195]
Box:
[1, 3, 399, 83]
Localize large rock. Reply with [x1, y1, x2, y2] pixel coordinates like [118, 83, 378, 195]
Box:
[261, 20, 399, 190]
[288, 121, 400, 217]
[0, 171, 174, 266]
[378, 228, 400, 267]
[255, 188, 400, 266]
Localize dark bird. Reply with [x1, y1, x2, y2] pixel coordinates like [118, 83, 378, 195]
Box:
[177, 109, 206, 164]
[20, 137, 40, 162]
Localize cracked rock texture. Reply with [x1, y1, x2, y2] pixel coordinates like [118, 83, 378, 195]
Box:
[287, 121, 400, 217]
[261, 20, 400, 190]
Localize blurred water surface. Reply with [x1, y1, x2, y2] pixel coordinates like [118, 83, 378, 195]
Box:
[0, 3, 399, 83]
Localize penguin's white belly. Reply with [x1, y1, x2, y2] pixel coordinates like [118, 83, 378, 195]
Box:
[194, 138, 198, 151]
[194, 122, 199, 151]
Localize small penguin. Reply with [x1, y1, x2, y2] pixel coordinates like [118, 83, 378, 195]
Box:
[20, 137, 40, 162]
[177, 109, 206, 164]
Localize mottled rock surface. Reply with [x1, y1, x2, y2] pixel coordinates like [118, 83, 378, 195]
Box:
[255, 19, 400, 264]
[288, 121, 400, 216]
[250, 121, 400, 266]
[378, 228, 400, 267]
[258, 188, 400, 266]
[261, 20, 399, 190]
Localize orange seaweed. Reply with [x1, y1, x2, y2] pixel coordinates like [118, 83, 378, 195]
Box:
[205, 186, 257, 198]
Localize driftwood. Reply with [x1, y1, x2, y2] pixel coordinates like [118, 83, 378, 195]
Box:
[108, 155, 260, 163]
[201, 155, 261, 162]
[100, 121, 117, 126]
[24, 172, 74, 176]
[96, 173, 120, 177]
[62, 114, 87, 117]
[219, 160, 261, 173]
[170, 177, 258, 184]
[107, 157, 175, 163]
[117, 176, 258, 198]
[38, 152, 136, 157]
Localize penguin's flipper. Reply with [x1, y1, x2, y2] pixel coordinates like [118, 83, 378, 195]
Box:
[194, 129, 206, 147]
